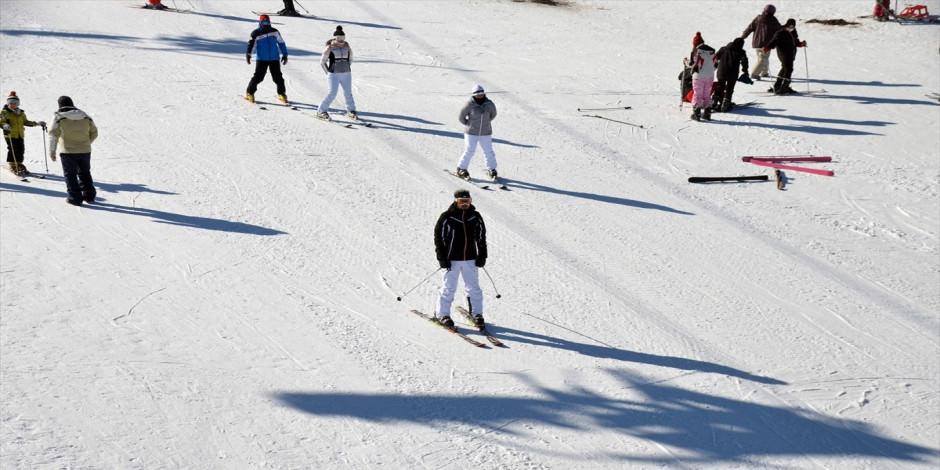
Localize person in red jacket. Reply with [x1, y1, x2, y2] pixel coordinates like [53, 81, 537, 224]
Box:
[143, 0, 168, 10]
[873, 0, 895, 21]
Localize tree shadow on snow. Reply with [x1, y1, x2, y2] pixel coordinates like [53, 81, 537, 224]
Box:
[490, 325, 783, 385]
[303, 15, 402, 30]
[0, 182, 285, 236]
[499, 177, 695, 215]
[271, 369, 939, 465]
[0, 29, 320, 58]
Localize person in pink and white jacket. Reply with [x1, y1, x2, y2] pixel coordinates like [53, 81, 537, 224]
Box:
[690, 42, 716, 121]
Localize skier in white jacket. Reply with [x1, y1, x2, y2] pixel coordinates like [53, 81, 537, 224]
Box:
[456, 84, 498, 180]
[690, 43, 716, 121]
[316, 26, 357, 121]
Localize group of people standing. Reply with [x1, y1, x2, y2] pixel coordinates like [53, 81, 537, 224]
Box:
[1, 92, 99, 206]
[684, 3, 807, 121]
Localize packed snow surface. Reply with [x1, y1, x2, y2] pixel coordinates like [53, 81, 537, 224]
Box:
[1, 1, 938, 468]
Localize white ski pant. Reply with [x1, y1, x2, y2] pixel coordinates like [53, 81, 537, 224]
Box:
[319, 72, 356, 113]
[752, 48, 771, 77]
[436, 260, 484, 319]
[457, 134, 497, 171]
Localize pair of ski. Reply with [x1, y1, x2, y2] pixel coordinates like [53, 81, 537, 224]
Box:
[315, 112, 373, 129]
[445, 169, 508, 191]
[410, 307, 506, 348]
[742, 155, 834, 177]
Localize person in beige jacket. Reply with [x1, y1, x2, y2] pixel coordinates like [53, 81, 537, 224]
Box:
[48, 96, 98, 206]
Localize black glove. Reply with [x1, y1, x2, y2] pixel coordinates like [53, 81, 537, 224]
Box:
[246, 55, 251, 64]
[475, 258, 486, 268]
[281, 55, 288, 65]
[738, 72, 754, 85]
[438, 259, 450, 269]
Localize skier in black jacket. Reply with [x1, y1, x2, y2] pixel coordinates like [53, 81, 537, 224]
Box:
[712, 37, 752, 112]
[433, 189, 488, 330]
[764, 18, 806, 95]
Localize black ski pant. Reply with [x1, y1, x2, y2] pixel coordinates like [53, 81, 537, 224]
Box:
[711, 78, 737, 107]
[4, 136, 25, 164]
[247, 61, 286, 95]
[60, 152, 96, 203]
[773, 59, 795, 93]
[283, 0, 296, 10]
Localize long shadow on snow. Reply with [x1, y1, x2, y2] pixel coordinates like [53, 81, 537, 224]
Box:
[272, 369, 939, 465]
[490, 325, 783, 385]
[793, 78, 922, 88]
[301, 15, 402, 30]
[791, 92, 939, 107]
[0, 29, 321, 57]
[0, 182, 285, 236]
[28, 174, 177, 196]
[707, 114, 883, 136]
[733, 107, 894, 127]
[499, 177, 694, 215]
[289, 100, 539, 149]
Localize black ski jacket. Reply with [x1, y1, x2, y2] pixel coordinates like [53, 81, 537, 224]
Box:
[766, 28, 801, 63]
[715, 41, 750, 80]
[434, 203, 487, 262]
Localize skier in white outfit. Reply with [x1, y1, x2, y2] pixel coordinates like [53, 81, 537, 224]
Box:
[456, 84, 498, 180]
[317, 26, 357, 120]
[434, 189, 488, 330]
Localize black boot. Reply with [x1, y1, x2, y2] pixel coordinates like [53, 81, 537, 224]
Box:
[702, 108, 712, 121]
[437, 316, 456, 331]
[691, 107, 701, 121]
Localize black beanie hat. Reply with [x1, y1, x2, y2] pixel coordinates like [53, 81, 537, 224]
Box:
[784, 18, 796, 27]
[454, 189, 471, 199]
[333, 25, 345, 36]
[57, 95, 74, 108]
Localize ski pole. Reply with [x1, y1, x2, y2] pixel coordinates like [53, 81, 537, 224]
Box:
[582, 114, 644, 129]
[396, 267, 443, 301]
[577, 106, 631, 112]
[294, 0, 310, 14]
[481, 267, 502, 299]
[41, 126, 49, 173]
[803, 47, 810, 93]
[5, 133, 25, 180]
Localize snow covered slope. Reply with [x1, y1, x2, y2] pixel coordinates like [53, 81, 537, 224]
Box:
[1, 1, 938, 468]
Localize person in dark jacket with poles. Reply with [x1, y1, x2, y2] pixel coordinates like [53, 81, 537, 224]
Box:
[712, 37, 752, 112]
[741, 4, 782, 80]
[764, 18, 806, 95]
[434, 189, 488, 330]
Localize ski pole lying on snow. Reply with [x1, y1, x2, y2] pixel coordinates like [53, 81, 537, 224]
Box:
[577, 106, 632, 112]
[582, 114, 645, 129]
[742, 156, 831, 163]
[481, 267, 502, 299]
[396, 267, 443, 301]
[688, 175, 768, 183]
[747, 159, 834, 177]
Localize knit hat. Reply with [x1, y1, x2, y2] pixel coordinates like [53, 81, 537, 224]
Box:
[57, 95, 73, 108]
[333, 25, 345, 37]
[454, 189, 471, 199]
[763, 4, 776, 15]
[692, 32, 704, 47]
[784, 18, 796, 27]
[6, 91, 19, 106]
[259, 14, 270, 24]
[471, 84, 485, 96]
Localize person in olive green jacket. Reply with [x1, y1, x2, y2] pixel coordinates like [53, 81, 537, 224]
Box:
[48, 96, 98, 205]
[0, 91, 45, 176]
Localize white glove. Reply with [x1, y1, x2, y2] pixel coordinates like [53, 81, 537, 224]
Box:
[49, 152, 56, 162]
[1, 124, 9, 131]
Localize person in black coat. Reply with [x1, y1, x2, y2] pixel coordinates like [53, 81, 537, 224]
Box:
[433, 189, 488, 329]
[764, 18, 806, 95]
[712, 38, 751, 112]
